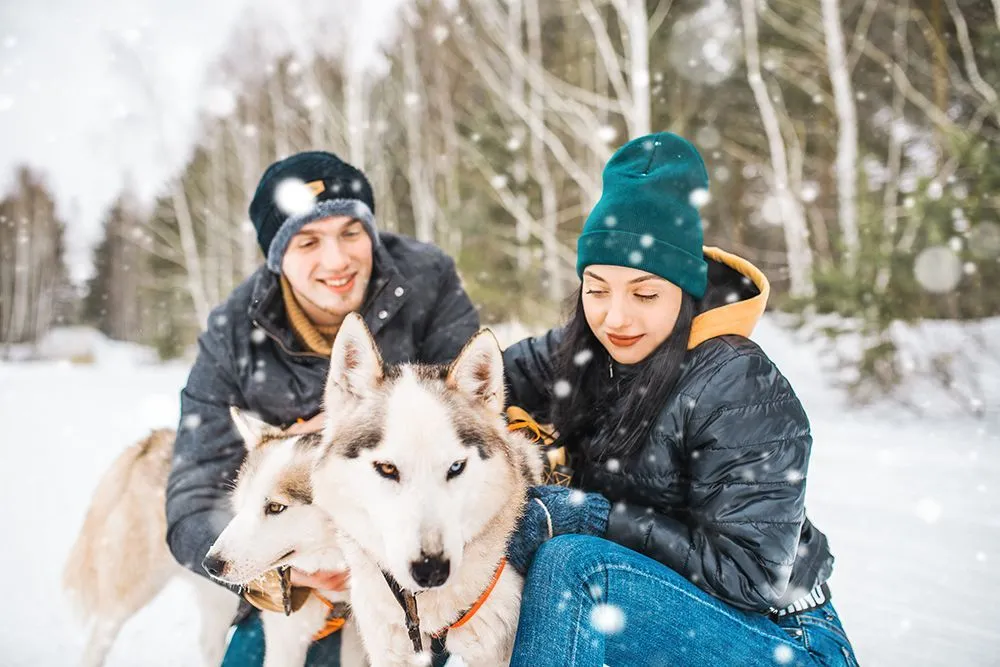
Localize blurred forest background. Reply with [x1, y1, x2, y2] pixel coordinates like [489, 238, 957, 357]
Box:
[2, 0, 999, 405]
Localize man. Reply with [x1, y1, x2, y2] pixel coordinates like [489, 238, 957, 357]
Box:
[165, 151, 480, 665]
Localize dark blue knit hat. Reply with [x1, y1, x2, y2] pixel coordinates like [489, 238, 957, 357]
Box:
[249, 151, 377, 273]
[577, 133, 709, 298]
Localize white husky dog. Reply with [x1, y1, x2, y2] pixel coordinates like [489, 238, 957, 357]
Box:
[311, 313, 543, 667]
[203, 410, 367, 667]
[63, 429, 239, 667]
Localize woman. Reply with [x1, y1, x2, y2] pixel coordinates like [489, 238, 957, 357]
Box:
[503, 133, 858, 666]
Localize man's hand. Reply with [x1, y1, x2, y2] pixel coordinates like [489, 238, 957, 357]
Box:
[290, 568, 349, 592]
[284, 411, 325, 435]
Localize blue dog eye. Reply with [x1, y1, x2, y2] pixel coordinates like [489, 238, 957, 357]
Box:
[447, 460, 467, 480]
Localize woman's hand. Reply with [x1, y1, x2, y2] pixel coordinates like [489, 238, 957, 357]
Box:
[506, 486, 611, 575]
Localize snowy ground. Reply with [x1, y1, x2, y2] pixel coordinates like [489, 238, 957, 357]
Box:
[1, 319, 998, 667]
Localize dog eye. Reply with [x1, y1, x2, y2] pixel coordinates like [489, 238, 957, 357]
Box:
[265, 501, 287, 515]
[374, 462, 400, 482]
[447, 459, 467, 480]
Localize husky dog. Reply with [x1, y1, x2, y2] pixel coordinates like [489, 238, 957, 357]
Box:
[202, 409, 367, 667]
[311, 314, 544, 667]
[62, 429, 239, 667]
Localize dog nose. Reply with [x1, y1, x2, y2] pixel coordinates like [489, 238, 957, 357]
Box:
[410, 552, 450, 588]
[202, 554, 228, 579]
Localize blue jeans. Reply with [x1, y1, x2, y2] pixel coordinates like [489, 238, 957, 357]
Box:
[511, 535, 859, 667]
[220, 612, 342, 667]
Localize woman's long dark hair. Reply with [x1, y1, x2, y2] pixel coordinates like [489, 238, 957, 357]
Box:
[550, 289, 696, 462]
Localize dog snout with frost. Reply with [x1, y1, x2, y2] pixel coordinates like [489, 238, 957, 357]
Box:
[312, 313, 543, 666]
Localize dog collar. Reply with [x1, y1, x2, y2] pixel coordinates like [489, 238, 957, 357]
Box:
[381, 557, 507, 655]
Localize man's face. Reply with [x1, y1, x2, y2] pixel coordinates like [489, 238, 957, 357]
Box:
[280, 216, 373, 325]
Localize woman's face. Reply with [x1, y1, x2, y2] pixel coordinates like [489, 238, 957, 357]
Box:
[581, 264, 684, 364]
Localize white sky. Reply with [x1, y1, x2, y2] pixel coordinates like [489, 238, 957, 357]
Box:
[0, 0, 405, 282]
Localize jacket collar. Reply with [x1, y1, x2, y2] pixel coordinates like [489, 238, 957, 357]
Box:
[687, 246, 770, 349]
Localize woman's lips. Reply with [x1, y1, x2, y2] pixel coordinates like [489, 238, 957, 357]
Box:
[607, 333, 644, 347]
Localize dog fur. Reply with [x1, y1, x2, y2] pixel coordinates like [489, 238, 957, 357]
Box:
[62, 429, 238, 667]
[311, 314, 543, 667]
[204, 410, 367, 667]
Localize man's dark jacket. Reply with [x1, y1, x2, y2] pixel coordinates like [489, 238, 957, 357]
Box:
[166, 233, 479, 577]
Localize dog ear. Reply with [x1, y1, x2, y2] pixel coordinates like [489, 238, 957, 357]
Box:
[447, 328, 505, 414]
[230, 407, 282, 450]
[325, 312, 384, 408]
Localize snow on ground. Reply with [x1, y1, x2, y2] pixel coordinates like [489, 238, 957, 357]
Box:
[1, 320, 998, 666]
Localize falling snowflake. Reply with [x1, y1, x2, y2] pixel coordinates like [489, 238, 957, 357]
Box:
[772, 644, 795, 664]
[640, 234, 655, 248]
[605, 458, 621, 473]
[0, 96, 13, 112]
[573, 349, 594, 366]
[694, 125, 721, 151]
[628, 251, 643, 265]
[689, 189, 710, 208]
[589, 603, 625, 635]
[506, 136, 522, 151]
[976, 552, 987, 563]
[605, 215, 617, 227]
[668, 0, 741, 85]
[553, 380, 571, 398]
[597, 125, 618, 144]
[408, 650, 432, 666]
[303, 93, 322, 110]
[204, 87, 236, 118]
[569, 490, 586, 505]
[3, 36, 16, 49]
[182, 414, 202, 430]
[927, 181, 943, 200]
[490, 175, 508, 190]
[250, 328, 267, 345]
[274, 179, 317, 216]
[800, 182, 820, 203]
[433, 25, 449, 43]
[760, 195, 786, 226]
[915, 497, 943, 524]
[404, 92, 420, 107]
[913, 246, 962, 294]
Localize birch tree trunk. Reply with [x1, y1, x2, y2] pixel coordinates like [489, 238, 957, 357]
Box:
[401, 25, 435, 243]
[170, 181, 211, 327]
[821, 0, 860, 272]
[624, 0, 651, 137]
[740, 0, 815, 298]
[525, 0, 563, 301]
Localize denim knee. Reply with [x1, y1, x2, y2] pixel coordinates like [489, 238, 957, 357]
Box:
[528, 534, 615, 586]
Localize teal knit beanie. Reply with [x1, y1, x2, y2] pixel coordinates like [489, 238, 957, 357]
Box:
[577, 132, 709, 298]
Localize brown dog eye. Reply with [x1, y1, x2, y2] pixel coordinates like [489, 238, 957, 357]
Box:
[265, 501, 287, 515]
[374, 462, 400, 482]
